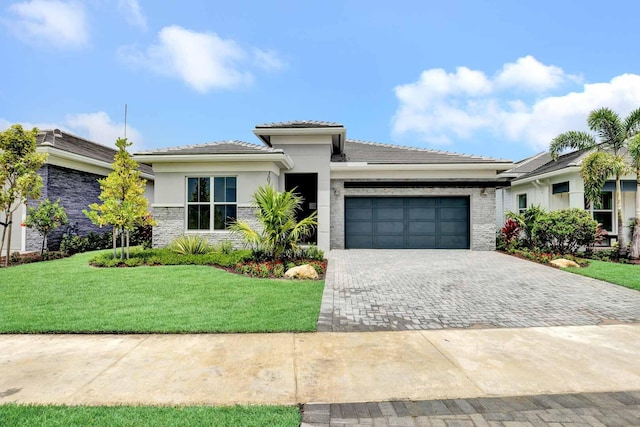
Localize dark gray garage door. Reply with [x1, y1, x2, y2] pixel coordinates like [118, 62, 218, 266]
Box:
[345, 197, 469, 249]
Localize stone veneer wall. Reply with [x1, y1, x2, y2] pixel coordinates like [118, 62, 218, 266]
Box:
[152, 205, 259, 248]
[330, 179, 496, 251]
[25, 165, 104, 251]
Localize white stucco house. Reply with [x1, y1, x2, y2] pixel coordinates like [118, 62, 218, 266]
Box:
[135, 121, 513, 252]
[2, 130, 154, 253]
[497, 148, 638, 245]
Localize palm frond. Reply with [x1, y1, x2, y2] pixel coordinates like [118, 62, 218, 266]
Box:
[549, 131, 596, 160]
[588, 107, 624, 151]
[628, 135, 640, 168]
[624, 107, 640, 137]
[581, 151, 617, 208]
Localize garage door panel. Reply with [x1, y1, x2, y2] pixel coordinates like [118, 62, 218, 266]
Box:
[408, 221, 436, 234]
[440, 207, 468, 220]
[376, 235, 405, 248]
[439, 236, 468, 249]
[346, 235, 374, 249]
[344, 196, 469, 249]
[376, 221, 405, 234]
[348, 222, 373, 234]
[376, 207, 404, 220]
[345, 208, 372, 220]
[408, 207, 436, 220]
[407, 235, 437, 248]
[440, 221, 468, 234]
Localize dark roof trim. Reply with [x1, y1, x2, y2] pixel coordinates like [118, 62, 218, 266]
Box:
[255, 120, 344, 129]
[344, 180, 510, 188]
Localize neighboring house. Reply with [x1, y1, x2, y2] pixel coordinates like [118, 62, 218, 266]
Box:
[135, 120, 512, 252]
[498, 148, 638, 245]
[2, 130, 154, 252]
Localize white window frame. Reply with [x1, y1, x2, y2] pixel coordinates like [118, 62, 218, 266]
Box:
[517, 193, 527, 214]
[185, 176, 237, 232]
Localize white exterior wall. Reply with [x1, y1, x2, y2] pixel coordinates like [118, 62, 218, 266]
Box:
[270, 135, 332, 253]
[0, 204, 26, 253]
[151, 166, 281, 247]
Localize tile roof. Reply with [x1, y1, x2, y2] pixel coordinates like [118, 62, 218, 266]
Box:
[255, 120, 344, 129]
[507, 152, 553, 175]
[335, 139, 510, 164]
[135, 140, 285, 155]
[516, 149, 589, 180]
[37, 130, 153, 175]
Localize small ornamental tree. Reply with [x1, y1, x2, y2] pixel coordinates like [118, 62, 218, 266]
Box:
[83, 137, 156, 259]
[24, 198, 68, 255]
[0, 124, 47, 266]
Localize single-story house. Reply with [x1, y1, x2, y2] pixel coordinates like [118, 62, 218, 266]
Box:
[2, 129, 154, 252]
[135, 120, 513, 252]
[497, 148, 638, 244]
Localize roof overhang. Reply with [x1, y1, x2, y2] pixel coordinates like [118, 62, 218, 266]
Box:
[133, 152, 295, 170]
[253, 127, 346, 154]
[330, 162, 513, 172]
[39, 146, 154, 180]
[511, 166, 581, 186]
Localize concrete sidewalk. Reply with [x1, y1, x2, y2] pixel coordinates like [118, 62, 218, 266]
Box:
[1, 324, 639, 406]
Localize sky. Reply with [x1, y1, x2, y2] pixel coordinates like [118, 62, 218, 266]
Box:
[1, 0, 640, 162]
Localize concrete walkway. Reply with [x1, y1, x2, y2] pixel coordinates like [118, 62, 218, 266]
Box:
[1, 324, 639, 406]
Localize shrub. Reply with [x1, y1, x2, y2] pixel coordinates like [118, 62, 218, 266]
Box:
[60, 234, 88, 255]
[296, 245, 325, 261]
[215, 240, 234, 255]
[170, 235, 210, 255]
[124, 257, 143, 267]
[24, 198, 68, 255]
[499, 218, 521, 250]
[85, 231, 112, 251]
[532, 209, 597, 255]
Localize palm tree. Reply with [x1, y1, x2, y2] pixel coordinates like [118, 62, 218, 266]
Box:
[627, 135, 640, 258]
[230, 185, 317, 260]
[550, 107, 640, 256]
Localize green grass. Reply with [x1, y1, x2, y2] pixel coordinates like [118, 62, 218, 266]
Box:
[0, 404, 300, 427]
[0, 252, 324, 333]
[566, 259, 640, 291]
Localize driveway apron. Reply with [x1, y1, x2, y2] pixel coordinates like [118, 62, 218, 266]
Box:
[318, 250, 640, 332]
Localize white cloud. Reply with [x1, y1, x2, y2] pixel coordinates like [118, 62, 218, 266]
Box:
[5, 0, 88, 48]
[117, 0, 147, 31]
[253, 48, 287, 72]
[494, 55, 579, 91]
[119, 25, 285, 92]
[0, 112, 143, 150]
[392, 56, 640, 152]
[67, 111, 143, 149]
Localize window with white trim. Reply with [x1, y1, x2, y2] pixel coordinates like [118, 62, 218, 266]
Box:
[586, 192, 613, 233]
[517, 193, 527, 214]
[187, 177, 237, 230]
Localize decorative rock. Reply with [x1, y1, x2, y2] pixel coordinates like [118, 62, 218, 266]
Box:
[550, 258, 580, 268]
[284, 264, 319, 280]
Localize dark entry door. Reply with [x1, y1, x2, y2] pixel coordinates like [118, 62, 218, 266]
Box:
[344, 197, 469, 249]
[285, 173, 318, 244]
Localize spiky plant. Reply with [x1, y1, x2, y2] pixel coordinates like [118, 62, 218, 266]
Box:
[230, 185, 317, 261]
[169, 234, 210, 255]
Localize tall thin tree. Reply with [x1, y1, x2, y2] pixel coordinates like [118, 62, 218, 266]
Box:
[550, 107, 640, 256]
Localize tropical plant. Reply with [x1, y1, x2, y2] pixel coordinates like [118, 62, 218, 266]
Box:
[230, 185, 317, 261]
[0, 125, 47, 266]
[24, 198, 68, 255]
[83, 137, 156, 259]
[506, 205, 545, 249]
[169, 234, 210, 255]
[549, 107, 640, 256]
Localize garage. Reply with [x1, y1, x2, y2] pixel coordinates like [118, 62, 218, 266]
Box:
[344, 197, 470, 249]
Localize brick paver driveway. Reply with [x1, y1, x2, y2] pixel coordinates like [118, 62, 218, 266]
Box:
[317, 250, 640, 332]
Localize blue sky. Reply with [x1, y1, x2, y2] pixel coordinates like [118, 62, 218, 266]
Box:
[2, 0, 640, 161]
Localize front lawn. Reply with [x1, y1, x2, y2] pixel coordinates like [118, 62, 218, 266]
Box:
[0, 404, 300, 427]
[565, 260, 640, 291]
[0, 252, 324, 333]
